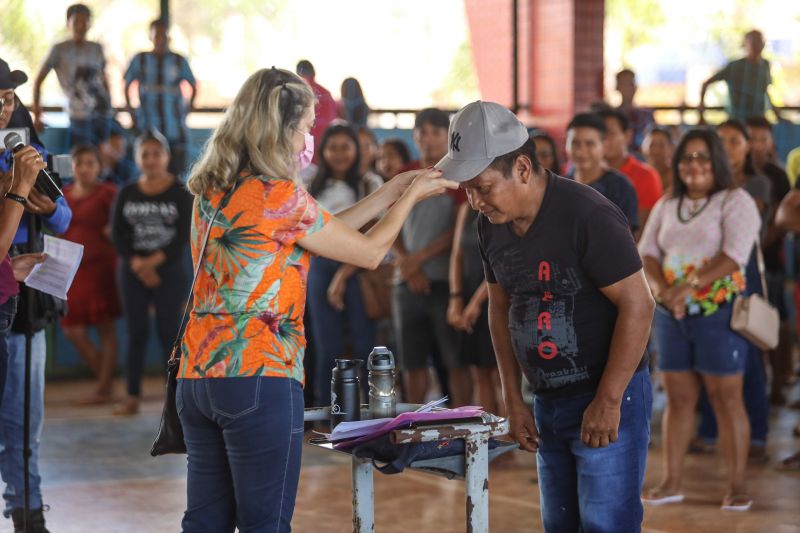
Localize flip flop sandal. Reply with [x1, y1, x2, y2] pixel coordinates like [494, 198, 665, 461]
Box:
[721, 494, 752, 512]
[642, 489, 685, 506]
[775, 453, 800, 471]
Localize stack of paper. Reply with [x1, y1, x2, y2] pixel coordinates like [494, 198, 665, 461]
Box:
[24, 236, 83, 300]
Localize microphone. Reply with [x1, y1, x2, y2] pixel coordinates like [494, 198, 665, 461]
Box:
[3, 132, 63, 201]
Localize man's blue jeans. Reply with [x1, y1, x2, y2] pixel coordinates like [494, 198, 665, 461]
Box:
[0, 297, 18, 407]
[178, 376, 304, 533]
[534, 370, 652, 533]
[0, 330, 46, 516]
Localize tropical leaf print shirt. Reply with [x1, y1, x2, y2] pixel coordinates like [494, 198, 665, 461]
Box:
[638, 188, 760, 316]
[180, 175, 330, 382]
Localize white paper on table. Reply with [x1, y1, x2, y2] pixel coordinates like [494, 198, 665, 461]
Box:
[23, 235, 84, 300]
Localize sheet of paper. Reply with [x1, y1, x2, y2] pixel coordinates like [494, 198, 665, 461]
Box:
[23, 235, 84, 300]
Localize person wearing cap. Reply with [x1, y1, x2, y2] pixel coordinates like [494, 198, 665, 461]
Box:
[436, 101, 654, 532]
[32, 3, 114, 147]
[0, 59, 72, 533]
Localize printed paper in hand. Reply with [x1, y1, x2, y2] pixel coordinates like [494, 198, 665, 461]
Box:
[23, 235, 84, 300]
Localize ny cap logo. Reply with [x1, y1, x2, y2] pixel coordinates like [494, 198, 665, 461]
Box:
[450, 131, 462, 152]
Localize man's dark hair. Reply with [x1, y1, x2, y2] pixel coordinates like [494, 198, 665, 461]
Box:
[671, 128, 733, 199]
[488, 138, 542, 179]
[414, 108, 449, 131]
[296, 60, 315, 78]
[615, 68, 635, 82]
[150, 18, 168, 31]
[70, 143, 100, 162]
[567, 113, 607, 136]
[646, 125, 674, 145]
[595, 107, 630, 132]
[745, 115, 772, 132]
[66, 3, 91, 21]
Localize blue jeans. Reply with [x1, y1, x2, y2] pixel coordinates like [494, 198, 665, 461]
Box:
[0, 297, 17, 407]
[306, 256, 375, 406]
[178, 376, 304, 533]
[535, 370, 652, 533]
[0, 331, 46, 515]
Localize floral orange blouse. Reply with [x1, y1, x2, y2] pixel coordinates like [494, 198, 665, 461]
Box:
[179, 174, 330, 383]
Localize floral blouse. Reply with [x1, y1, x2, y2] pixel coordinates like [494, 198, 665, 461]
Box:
[179, 174, 330, 383]
[638, 188, 761, 316]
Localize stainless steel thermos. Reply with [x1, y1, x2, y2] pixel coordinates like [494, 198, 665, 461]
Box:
[367, 346, 396, 419]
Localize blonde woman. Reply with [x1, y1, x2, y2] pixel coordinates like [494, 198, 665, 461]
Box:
[178, 67, 455, 532]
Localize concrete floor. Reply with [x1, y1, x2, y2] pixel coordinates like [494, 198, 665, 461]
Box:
[0, 376, 797, 532]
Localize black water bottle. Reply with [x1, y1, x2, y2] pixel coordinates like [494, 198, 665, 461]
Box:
[330, 359, 362, 428]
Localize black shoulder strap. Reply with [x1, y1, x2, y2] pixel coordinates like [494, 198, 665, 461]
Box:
[169, 181, 239, 360]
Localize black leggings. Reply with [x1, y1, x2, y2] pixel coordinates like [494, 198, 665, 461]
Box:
[118, 262, 188, 397]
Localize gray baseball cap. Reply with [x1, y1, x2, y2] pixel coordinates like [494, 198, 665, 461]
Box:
[434, 101, 529, 182]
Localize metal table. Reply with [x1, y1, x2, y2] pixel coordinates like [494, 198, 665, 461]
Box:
[304, 404, 510, 533]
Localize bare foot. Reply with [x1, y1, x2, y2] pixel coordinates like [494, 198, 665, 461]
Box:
[112, 397, 140, 416]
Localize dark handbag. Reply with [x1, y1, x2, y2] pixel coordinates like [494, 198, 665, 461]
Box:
[150, 183, 237, 456]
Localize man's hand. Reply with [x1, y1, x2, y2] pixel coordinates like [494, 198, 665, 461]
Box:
[460, 297, 483, 333]
[396, 253, 423, 281]
[10, 253, 46, 281]
[25, 190, 57, 216]
[507, 401, 540, 452]
[446, 296, 464, 328]
[581, 397, 621, 448]
[405, 270, 430, 295]
[327, 272, 348, 311]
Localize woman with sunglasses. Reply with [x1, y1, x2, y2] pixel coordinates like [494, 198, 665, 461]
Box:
[639, 128, 761, 511]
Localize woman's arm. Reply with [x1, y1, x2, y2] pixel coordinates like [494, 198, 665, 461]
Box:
[447, 203, 469, 327]
[333, 169, 421, 229]
[298, 169, 456, 269]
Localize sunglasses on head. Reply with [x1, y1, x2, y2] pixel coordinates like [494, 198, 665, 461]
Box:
[679, 151, 711, 164]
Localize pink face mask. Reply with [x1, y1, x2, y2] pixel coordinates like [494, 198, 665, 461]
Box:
[297, 132, 314, 170]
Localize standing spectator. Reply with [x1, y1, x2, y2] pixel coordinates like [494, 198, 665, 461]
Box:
[124, 19, 197, 177]
[305, 124, 383, 405]
[640, 129, 760, 511]
[339, 77, 370, 128]
[32, 3, 113, 147]
[744, 116, 793, 405]
[700, 30, 784, 123]
[0, 60, 72, 533]
[296, 60, 338, 159]
[643, 126, 675, 194]
[376, 138, 412, 181]
[61, 144, 120, 405]
[393, 108, 471, 406]
[357, 127, 378, 177]
[615, 69, 655, 154]
[530, 130, 561, 174]
[447, 203, 501, 416]
[565, 113, 639, 231]
[596, 107, 663, 228]
[111, 129, 193, 416]
[99, 130, 137, 185]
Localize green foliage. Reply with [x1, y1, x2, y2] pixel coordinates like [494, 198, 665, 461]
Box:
[431, 38, 479, 107]
[0, 0, 49, 70]
[606, 0, 667, 58]
[171, 0, 288, 46]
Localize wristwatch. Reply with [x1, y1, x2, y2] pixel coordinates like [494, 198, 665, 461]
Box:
[3, 192, 27, 206]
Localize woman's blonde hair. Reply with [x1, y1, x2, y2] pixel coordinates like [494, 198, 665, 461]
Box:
[187, 67, 315, 195]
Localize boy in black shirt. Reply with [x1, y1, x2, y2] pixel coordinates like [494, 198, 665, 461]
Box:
[435, 101, 655, 532]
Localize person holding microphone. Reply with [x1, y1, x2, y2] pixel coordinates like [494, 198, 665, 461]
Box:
[178, 66, 456, 532]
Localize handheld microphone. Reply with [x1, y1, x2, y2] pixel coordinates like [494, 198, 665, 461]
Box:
[3, 132, 63, 201]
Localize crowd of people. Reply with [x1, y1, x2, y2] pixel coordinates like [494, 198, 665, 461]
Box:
[0, 3, 799, 532]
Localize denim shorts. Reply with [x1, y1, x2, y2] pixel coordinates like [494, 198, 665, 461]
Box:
[653, 303, 749, 375]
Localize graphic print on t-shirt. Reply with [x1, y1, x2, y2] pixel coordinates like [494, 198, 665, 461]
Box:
[501, 248, 590, 393]
[122, 201, 180, 252]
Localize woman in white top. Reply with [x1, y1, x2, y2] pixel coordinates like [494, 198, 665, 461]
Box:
[306, 123, 383, 407]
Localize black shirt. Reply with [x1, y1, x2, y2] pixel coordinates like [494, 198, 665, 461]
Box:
[478, 172, 645, 398]
[761, 162, 791, 271]
[568, 169, 639, 231]
[111, 180, 193, 262]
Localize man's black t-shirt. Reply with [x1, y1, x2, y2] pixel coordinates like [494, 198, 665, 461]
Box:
[478, 172, 646, 398]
